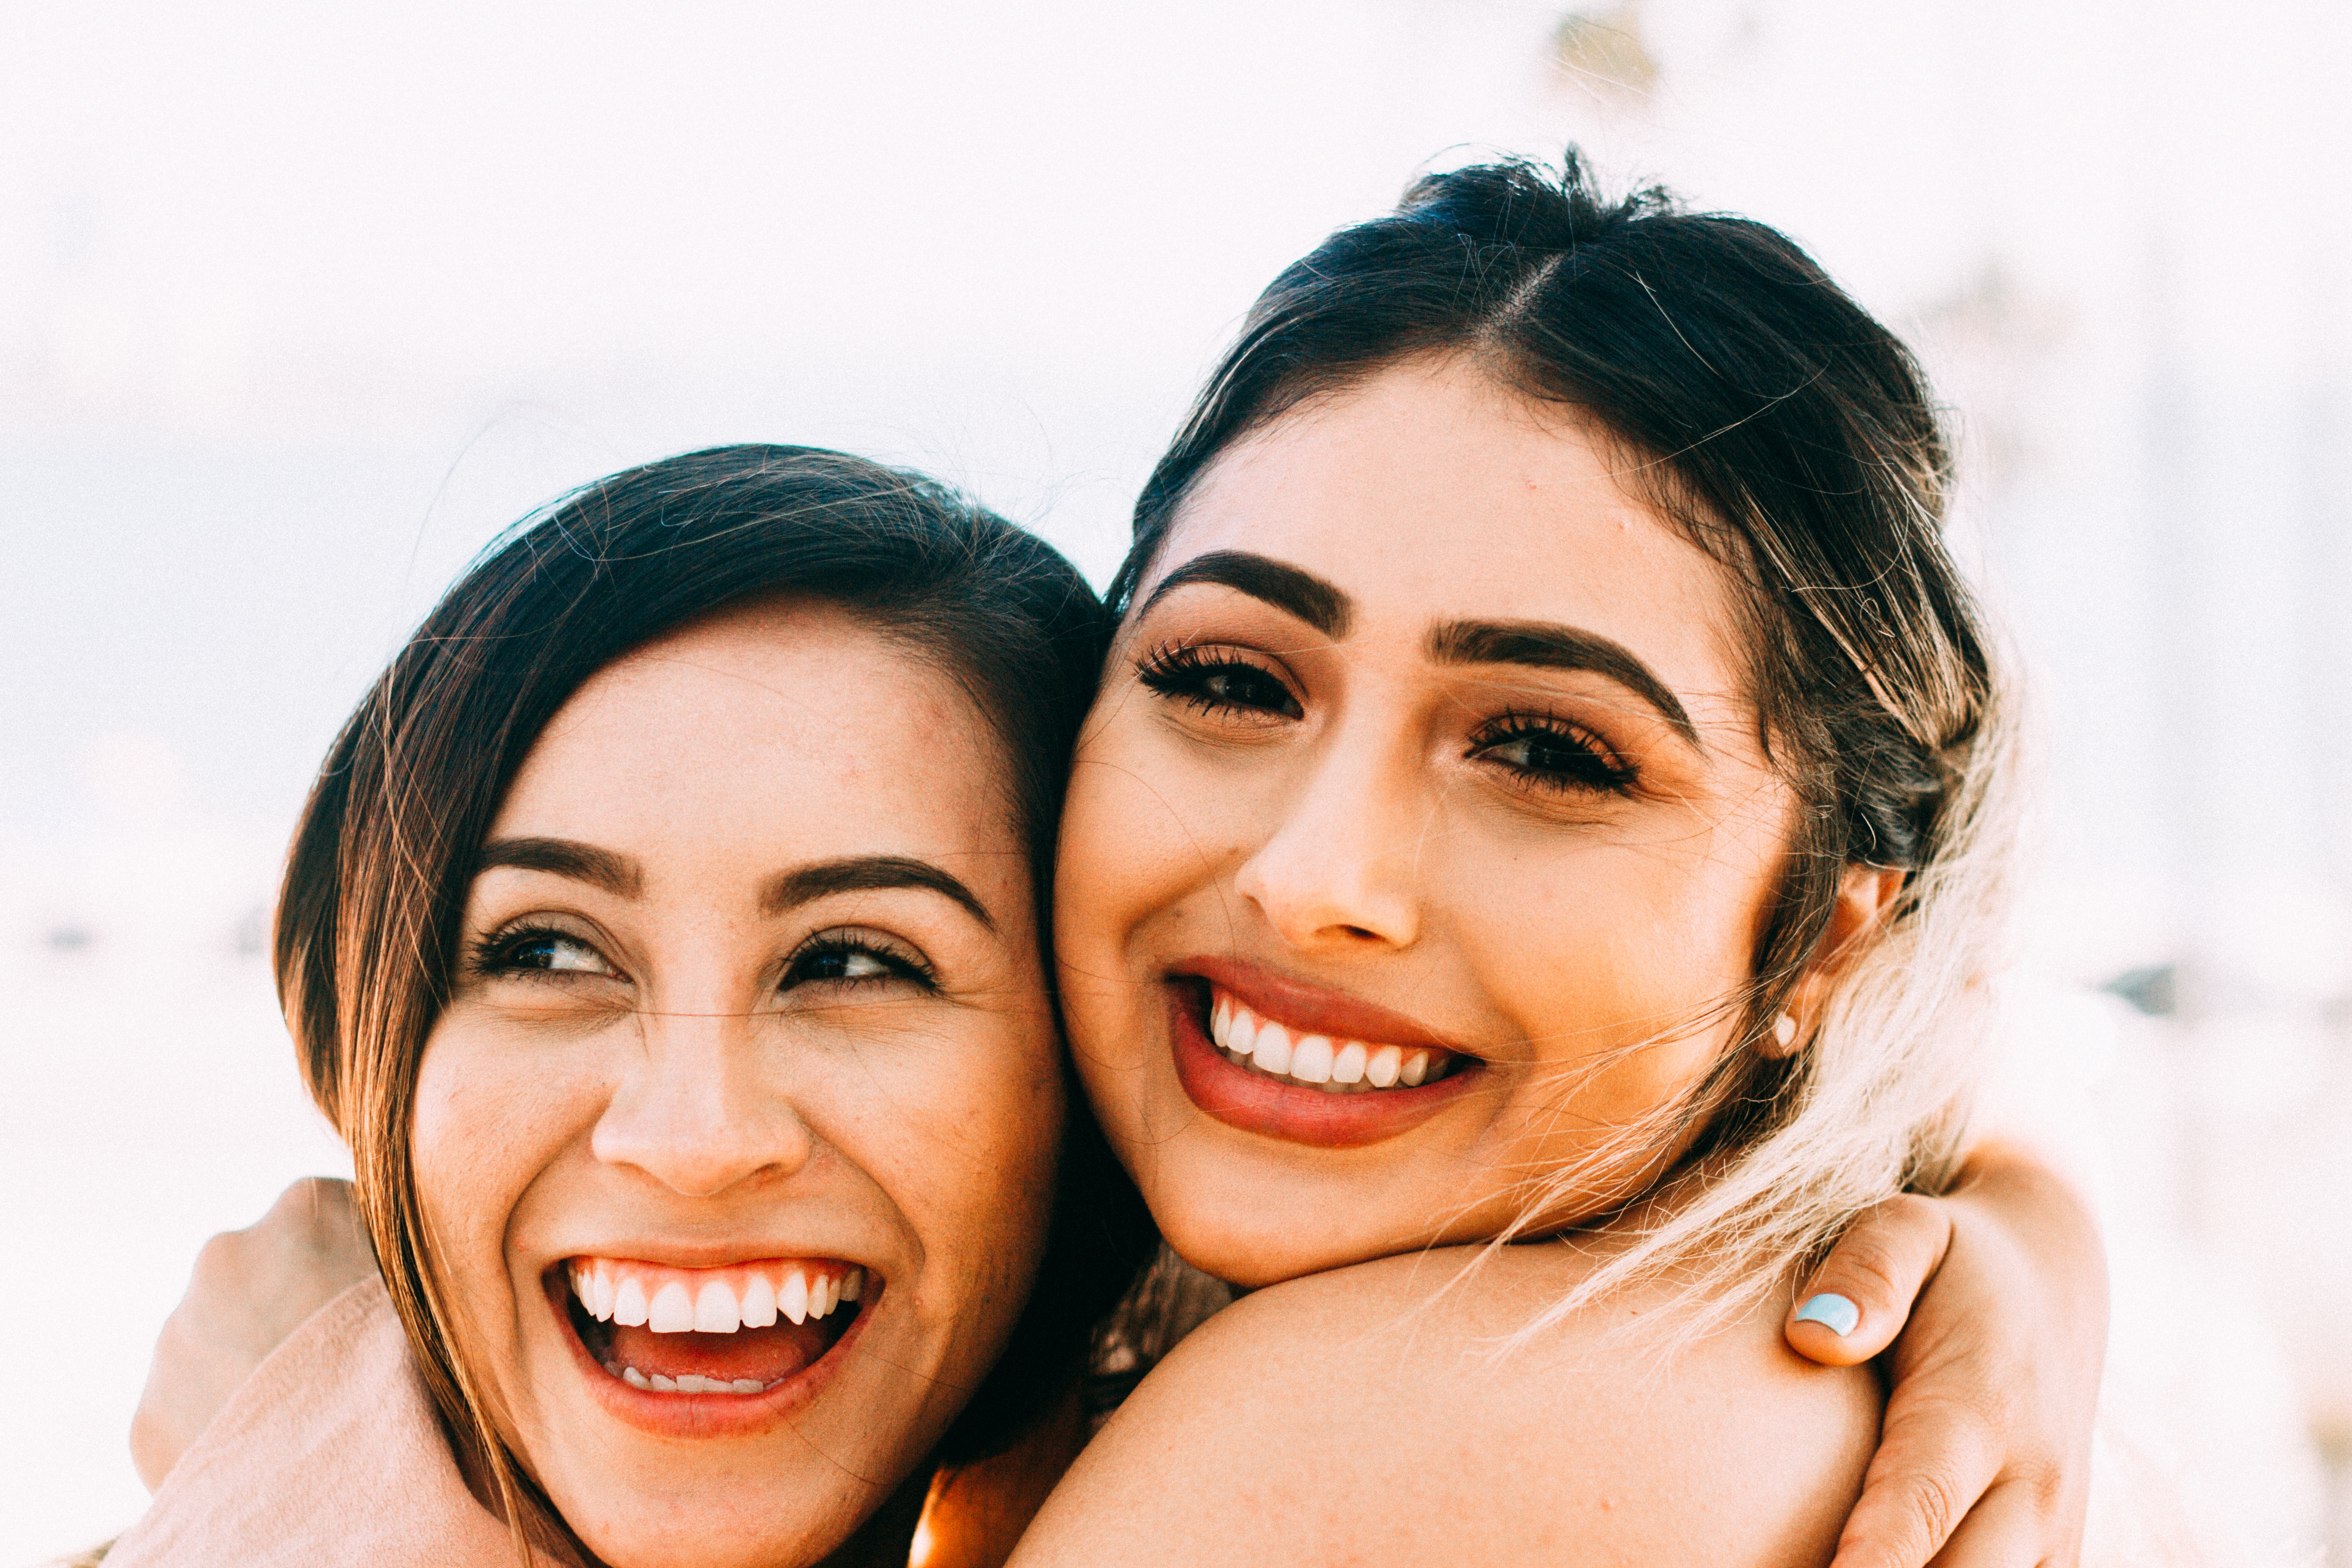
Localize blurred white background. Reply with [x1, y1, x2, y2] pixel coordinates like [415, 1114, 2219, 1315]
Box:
[6, 1, 2352, 1562]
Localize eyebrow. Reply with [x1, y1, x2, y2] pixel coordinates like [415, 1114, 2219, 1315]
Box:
[1426, 620, 1702, 748]
[1135, 549, 1353, 639]
[475, 841, 996, 932]
[761, 854, 996, 932]
[477, 837, 644, 897]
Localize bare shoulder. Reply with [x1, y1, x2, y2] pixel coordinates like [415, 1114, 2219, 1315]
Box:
[1009, 1245, 1878, 1568]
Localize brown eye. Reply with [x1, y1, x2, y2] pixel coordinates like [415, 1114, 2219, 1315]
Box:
[781, 934, 931, 991]
[1135, 645, 1303, 720]
[1470, 717, 1635, 794]
[480, 928, 618, 977]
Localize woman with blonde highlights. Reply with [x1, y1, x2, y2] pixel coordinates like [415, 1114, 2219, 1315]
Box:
[1019, 152, 2087, 1565]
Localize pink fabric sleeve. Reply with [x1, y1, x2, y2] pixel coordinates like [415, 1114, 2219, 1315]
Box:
[107, 1276, 528, 1567]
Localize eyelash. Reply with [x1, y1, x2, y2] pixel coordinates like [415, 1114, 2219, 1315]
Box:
[470, 924, 614, 980]
[1467, 710, 1637, 794]
[1133, 642, 1302, 720]
[780, 931, 935, 992]
[1133, 642, 1636, 794]
[468, 926, 936, 990]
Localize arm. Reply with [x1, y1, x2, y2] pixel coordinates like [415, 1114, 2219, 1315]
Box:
[1009, 1245, 1880, 1568]
[130, 1177, 377, 1489]
[1780, 1139, 2108, 1567]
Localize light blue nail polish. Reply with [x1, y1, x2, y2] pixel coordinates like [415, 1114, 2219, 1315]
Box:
[1794, 1293, 1860, 1337]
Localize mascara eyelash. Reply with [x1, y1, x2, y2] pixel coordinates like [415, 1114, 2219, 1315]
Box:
[1132, 640, 1300, 719]
[1470, 710, 1637, 792]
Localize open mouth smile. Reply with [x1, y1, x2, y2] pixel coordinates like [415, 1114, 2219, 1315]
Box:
[552, 1257, 872, 1426]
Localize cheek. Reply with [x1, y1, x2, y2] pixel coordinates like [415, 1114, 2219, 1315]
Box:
[847, 1023, 1066, 1314]
[1461, 831, 1778, 1060]
[1059, 712, 1238, 948]
[411, 1024, 588, 1291]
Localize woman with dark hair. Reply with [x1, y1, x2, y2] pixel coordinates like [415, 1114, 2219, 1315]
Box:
[127, 152, 2105, 1566]
[108, 445, 1156, 1568]
[1021, 151, 2098, 1564]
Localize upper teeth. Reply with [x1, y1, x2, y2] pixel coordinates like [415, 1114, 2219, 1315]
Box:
[568, 1259, 867, 1333]
[1208, 989, 1449, 1093]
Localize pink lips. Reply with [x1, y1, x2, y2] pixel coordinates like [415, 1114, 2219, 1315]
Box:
[1166, 957, 1482, 1148]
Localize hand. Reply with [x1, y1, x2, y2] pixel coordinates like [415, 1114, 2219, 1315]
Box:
[131, 1176, 378, 1490]
[1782, 1143, 2107, 1566]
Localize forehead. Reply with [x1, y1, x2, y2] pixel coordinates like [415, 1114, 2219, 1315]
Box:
[493, 600, 1014, 872]
[1166, 355, 1742, 689]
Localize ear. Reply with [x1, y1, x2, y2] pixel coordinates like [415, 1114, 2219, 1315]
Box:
[1759, 864, 1905, 1058]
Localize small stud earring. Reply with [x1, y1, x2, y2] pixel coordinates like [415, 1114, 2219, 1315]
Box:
[1773, 1013, 1797, 1048]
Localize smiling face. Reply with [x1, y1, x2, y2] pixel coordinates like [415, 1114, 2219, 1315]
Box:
[1056, 354, 1804, 1288]
[410, 600, 1063, 1568]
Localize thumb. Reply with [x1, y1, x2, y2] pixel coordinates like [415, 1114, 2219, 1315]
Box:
[1786, 1193, 1953, 1367]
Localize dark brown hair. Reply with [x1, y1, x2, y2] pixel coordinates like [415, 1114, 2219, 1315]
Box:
[276, 444, 1156, 1546]
[1110, 151, 1998, 1155]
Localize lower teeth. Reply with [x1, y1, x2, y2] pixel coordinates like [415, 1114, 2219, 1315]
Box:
[608, 1362, 774, 1395]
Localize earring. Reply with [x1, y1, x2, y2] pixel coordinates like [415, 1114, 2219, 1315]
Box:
[1773, 1013, 1797, 1049]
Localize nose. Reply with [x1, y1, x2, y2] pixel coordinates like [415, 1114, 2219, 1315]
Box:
[592, 1004, 814, 1197]
[1232, 723, 1426, 953]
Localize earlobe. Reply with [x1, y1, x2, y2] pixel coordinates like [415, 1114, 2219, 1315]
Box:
[1764, 864, 1906, 1058]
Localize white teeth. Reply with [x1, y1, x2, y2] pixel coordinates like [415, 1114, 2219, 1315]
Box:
[694, 1280, 741, 1333]
[1251, 1021, 1294, 1076]
[648, 1281, 696, 1333]
[612, 1361, 772, 1396]
[1228, 1009, 1258, 1059]
[781, 1269, 809, 1325]
[1290, 1035, 1334, 1083]
[1210, 990, 1458, 1094]
[587, 1263, 862, 1342]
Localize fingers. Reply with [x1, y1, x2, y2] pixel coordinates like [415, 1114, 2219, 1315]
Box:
[1926, 1477, 2066, 1568]
[1827, 1395, 2002, 1568]
[128, 1179, 374, 1491]
[1787, 1193, 1954, 1367]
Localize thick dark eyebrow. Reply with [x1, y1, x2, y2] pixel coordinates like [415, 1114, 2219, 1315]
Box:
[1427, 620, 1702, 749]
[760, 854, 996, 932]
[477, 837, 644, 897]
[1135, 550, 1352, 639]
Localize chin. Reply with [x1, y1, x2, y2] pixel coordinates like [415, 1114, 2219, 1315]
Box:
[544, 1447, 882, 1568]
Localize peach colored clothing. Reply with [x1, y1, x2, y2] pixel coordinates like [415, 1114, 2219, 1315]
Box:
[108, 1278, 527, 1567]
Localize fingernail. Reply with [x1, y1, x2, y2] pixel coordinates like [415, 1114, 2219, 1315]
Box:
[1793, 1293, 1860, 1337]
